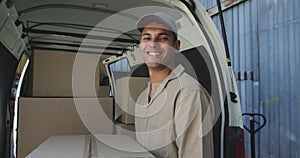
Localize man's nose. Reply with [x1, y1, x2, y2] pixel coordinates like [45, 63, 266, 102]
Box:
[148, 39, 160, 48]
[148, 42, 158, 48]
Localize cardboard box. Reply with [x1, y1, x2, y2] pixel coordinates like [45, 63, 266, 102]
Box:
[115, 122, 136, 139]
[98, 86, 110, 97]
[26, 50, 101, 97]
[26, 135, 89, 158]
[18, 97, 114, 158]
[92, 134, 155, 158]
[27, 135, 155, 158]
[115, 76, 149, 124]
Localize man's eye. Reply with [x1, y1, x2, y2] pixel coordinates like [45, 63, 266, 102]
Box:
[159, 37, 169, 41]
[142, 37, 151, 41]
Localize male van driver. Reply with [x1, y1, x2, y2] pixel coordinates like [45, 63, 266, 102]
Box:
[135, 12, 214, 158]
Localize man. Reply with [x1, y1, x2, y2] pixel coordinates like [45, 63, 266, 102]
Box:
[135, 12, 214, 158]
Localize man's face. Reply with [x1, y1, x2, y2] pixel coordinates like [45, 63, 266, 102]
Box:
[139, 22, 180, 70]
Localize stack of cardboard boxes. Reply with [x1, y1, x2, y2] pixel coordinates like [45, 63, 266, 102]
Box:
[18, 50, 113, 158]
[18, 50, 153, 158]
[114, 76, 149, 139]
[115, 76, 149, 124]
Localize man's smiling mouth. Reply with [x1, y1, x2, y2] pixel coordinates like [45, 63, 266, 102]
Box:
[148, 51, 161, 56]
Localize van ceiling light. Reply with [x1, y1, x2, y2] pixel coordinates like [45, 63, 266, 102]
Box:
[92, 3, 108, 8]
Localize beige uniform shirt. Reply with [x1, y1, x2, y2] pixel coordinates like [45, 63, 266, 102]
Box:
[135, 65, 214, 158]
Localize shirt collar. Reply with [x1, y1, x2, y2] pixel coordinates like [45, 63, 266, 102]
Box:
[165, 64, 185, 82]
[147, 64, 185, 102]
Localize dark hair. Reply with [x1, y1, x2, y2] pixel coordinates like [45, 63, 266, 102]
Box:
[172, 32, 178, 43]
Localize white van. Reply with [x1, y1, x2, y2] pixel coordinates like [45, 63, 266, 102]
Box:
[0, 0, 245, 157]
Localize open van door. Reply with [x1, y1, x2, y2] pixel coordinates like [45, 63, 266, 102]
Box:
[0, 1, 29, 157]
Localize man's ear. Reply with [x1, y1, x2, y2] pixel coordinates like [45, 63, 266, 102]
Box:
[174, 40, 181, 52]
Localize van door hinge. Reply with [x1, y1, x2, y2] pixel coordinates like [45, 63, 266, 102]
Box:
[230, 92, 238, 103]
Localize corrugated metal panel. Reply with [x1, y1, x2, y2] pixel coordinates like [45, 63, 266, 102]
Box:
[199, 0, 216, 9]
[198, 0, 300, 157]
[257, 0, 300, 157]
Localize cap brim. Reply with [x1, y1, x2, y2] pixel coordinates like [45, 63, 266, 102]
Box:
[136, 14, 174, 33]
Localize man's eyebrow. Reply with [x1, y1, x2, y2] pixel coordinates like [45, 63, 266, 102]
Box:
[141, 32, 171, 36]
[141, 33, 151, 36]
[158, 32, 171, 36]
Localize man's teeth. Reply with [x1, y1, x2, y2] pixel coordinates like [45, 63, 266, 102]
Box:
[148, 52, 160, 56]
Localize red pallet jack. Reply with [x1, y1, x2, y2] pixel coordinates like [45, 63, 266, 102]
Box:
[242, 113, 266, 158]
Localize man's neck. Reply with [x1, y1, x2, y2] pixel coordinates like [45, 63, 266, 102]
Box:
[148, 67, 171, 100]
[148, 66, 172, 84]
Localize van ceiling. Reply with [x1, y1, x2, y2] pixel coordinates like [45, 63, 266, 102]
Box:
[13, 0, 173, 55]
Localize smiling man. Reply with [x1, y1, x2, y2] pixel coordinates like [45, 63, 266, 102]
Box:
[139, 19, 180, 99]
[135, 12, 214, 158]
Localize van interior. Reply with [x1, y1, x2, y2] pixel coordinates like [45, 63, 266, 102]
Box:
[0, 0, 245, 157]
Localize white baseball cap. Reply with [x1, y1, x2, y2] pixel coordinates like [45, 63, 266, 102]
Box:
[136, 12, 178, 38]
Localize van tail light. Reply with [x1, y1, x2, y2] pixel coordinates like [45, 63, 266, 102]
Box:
[236, 129, 246, 158]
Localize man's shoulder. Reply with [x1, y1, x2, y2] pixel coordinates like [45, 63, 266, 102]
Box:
[176, 72, 210, 95]
[172, 65, 200, 87]
[178, 72, 200, 87]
